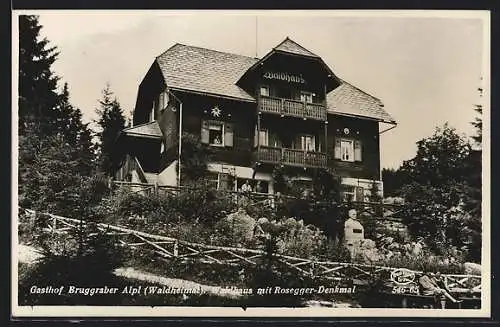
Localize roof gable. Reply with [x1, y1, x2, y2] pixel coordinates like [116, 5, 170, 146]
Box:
[239, 37, 340, 93]
[123, 121, 162, 138]
[273, 37, 320, 58]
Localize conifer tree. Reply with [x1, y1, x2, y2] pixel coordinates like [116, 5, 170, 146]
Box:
[18, 15, 97, 211]
[471, 78, 484, 147]
[18, 15, 60, 134]
[95, 84, 126, 177]
[471, 104, 482, 146]
[55, 83, 84, 146]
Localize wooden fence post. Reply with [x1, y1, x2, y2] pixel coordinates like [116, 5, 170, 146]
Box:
[173, 240, 179, 257]
[30, 210, 37, 230]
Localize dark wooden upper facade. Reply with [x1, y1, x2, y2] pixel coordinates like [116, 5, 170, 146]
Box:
[127, 38, 395, 182]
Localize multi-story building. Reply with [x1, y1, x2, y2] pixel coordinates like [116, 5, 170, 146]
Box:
[115, 37, 396, 201]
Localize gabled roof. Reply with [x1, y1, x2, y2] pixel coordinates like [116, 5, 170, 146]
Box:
[273, 37, 320, 58]
[122, 121, 162, 138]
[156, 44, 257, 102]
[153, 41, 396, 123]
[239, 37, 339, 93]
[328, 81, 396, 124]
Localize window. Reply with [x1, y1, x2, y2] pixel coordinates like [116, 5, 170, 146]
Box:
[158, 91, 169, 113]
[300, 134, 316, 152]
[355, 186, 365, 202]
[294, 134, 315, 151]
[342, 185, 365, 202]
[343, 185, 355, 202]
[255, 180, 269, 193]
[256, 128, 281, 148]
[260, 85, 270, 97]
[206, 172, 235, 190]
[300, 91, 313, 103]
[150, 100, 156, 122]
[209, 123, 223, 146]
[206, 172, 219, 189]
[259, 129, 269, 146]
[201, 120, 234, 147]
[218, 173, 234, 191]
[341, 139, 354, 162]
[335, 138, 362, 162]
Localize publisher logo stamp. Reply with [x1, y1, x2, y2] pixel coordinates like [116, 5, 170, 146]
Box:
[390, 268, 416, 285]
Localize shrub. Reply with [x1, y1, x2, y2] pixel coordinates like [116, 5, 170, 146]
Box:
[214, 208, 258, 247]
[244, 229, 318, 307]
[316, 237, 352, 262]
[173, 185, 237, 226]
[18, 224, 125, 305]
[376, 254, 464, 274]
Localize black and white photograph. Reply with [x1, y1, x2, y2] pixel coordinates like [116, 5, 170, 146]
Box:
[12, 10, 490, 318]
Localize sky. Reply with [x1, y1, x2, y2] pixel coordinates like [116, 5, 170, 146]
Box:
[20, 10, 488, 169]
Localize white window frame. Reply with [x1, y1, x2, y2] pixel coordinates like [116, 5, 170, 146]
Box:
[300, 91, 313, 103]
[259, 128, 269, 147]
[260, 85, 270, 97]
[207, 172, 220, 189]
[343, 185, 355, 202]
[208, 121, 225, 147]
[150, 99, 156, 122]
[340, 139, 355, 162]
[299, 134, 316, 152]
[159, 91, 168, 113]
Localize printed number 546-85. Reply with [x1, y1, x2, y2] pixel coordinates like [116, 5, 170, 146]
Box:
[392, 286, 419, 294]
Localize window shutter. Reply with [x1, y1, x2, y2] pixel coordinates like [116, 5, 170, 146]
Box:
[201, 121, 209, 144]
[224, 123, 234, 147]
[334, 139, 341, 159]
[354, 140, 362, 161]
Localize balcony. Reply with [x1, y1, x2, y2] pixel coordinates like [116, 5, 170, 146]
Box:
[258, 96, 327, 121]
[255, 146, 327, 169]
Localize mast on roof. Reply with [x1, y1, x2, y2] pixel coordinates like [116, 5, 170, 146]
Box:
[255, 16, 258, 58]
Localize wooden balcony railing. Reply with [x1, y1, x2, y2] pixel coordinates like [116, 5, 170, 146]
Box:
[255, 146, 327, 168]
[258, 96, 327, 121]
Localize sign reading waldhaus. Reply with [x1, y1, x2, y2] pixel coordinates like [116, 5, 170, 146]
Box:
[114, 37, 396, 200]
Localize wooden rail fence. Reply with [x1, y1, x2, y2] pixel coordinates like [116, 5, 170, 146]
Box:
[18, 207, 481, 295]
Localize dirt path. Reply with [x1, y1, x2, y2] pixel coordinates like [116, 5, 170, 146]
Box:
[16, 243, 353, 307]
[17, 243, 242, 298]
